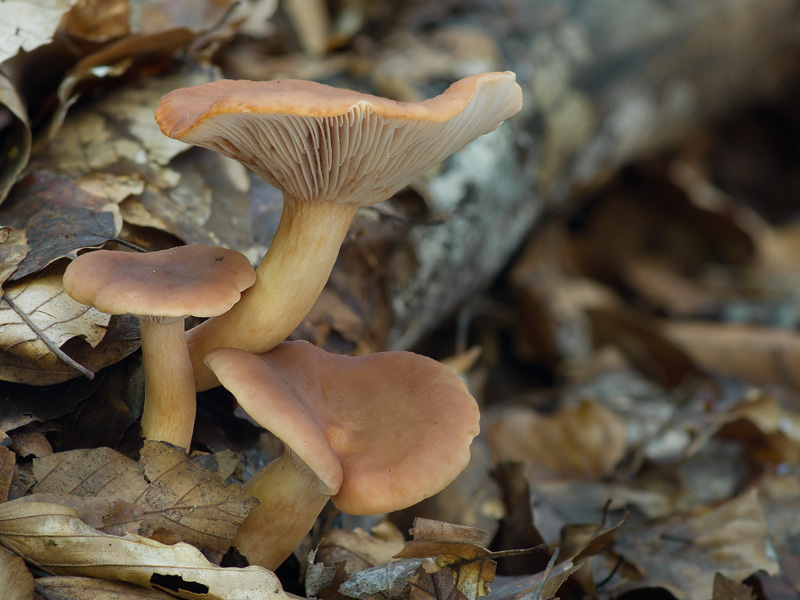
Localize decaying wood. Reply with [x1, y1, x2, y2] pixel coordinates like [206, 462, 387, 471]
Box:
[312, 0, 800, 353]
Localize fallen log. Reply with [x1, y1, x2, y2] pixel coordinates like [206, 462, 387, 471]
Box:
[291, 0, 800, 353]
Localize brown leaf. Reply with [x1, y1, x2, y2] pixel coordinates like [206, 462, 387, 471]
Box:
[0, 73, 31, 207]
[0, 500, 288, 600]
[395, 519, 540, 600]
[616, 489, 779, 599]
[0, 372, 102, 431]
[0, 171, 122, 281]
[712, 573, 755, 600]
[33, 443, 257, 553]
[660, 320, 800, 390]
[137, 442, 257, 553]
[486, 401, 627, 480]
[0, 227, 28, 287]
[0, 547, 34, 600]
[36, 575, 177, 599]
[0, 447, 16, 503]
[34, 446, 146, 498]
[0, 0, 78, 63]
[65, 0, 130, 42]
[317, 522, 406, 573]
[9, 431, 52, 458]
[0, 313, 139, 385]
[485, 564, 583, 600]
[0, 263, 111, 366]
[17, 494, 145, 536]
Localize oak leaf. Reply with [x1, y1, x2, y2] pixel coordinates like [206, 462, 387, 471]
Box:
[32, 443, 257, 553]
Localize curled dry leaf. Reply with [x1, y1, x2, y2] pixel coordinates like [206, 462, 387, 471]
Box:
[616, 489, 779, 600]
[0, 500, 288, 600]
[36, 575, 177, 599]
[0, 548, 33, 600]
[395, 518, 541, 600]
[32, 443, 257, 554]
[0, 72, 31, 207]
[64, 0, 130, 42]
[486, 401, 627, 480]
[0, 0, 78, 63]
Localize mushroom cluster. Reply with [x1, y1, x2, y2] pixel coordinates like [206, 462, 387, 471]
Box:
[155, 71, 523, 391]
[62, 72, 521, 571]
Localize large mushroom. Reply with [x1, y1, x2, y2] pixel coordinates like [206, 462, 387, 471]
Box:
[155, 72, 522, 390]
[62, 245, 256, 450]
[204, 340, 480, 570]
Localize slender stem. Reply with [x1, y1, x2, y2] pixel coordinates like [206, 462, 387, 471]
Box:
[187, 200, 359, 391]
[234, 452, 330, 570]
[138, 317, 196, 451]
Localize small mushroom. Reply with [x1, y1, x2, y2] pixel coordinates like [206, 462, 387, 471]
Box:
[204, 340, 480, 570]
[62, 245, 256, 450]
[156, 72, 522, 390]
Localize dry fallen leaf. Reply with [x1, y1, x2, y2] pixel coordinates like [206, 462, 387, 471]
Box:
[660, 319, 800, 390]
[32, 443, 257, 553]
[0, 547, 34, 600]
[712, 572, 755, 600]
[0, 170, 123, 281]
[64, 0, 130, 42]
[486, 401, 627, 480]
[616, 489, 779, 600]
[0, 447, 16, 503]
[0, 0, 78, 63]
[0, 73, 31, 207]
[316, 522, 406, 573]
[0, 500, 288, 600]
[395, 518, 540, 600]
[36, 574, 178, 599]
[0, 263, 111, 369]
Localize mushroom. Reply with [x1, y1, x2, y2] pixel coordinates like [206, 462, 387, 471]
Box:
[204, 340, 480, 570]
[62, 245, 256, 450]
[155, 72, 522, 390]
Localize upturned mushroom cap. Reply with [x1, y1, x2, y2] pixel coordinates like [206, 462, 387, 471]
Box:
[63, 245, 256, 318]
[155, 72, 522, 206]
[205, 341, 481, 514]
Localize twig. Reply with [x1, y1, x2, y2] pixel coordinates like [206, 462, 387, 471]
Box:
[112, 237, 148, 253]
[527, 547, 559, 600]
[1, 294, 95, 379]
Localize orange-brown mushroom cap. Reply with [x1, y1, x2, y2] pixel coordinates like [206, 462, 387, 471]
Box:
[155, 72, 522, 207]
[63, 245, 256, 318]
[205, 341, 481, 514]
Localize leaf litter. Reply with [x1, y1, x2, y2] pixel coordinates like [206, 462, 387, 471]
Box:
[2, 1, 800, 599]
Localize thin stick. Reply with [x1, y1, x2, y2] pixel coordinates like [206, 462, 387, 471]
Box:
[112, 238, 148, 253]
[1, 295, 95, 379]
[529, 547, 559, 600]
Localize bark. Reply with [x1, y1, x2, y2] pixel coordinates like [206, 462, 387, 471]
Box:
[301, 0, 800, 354]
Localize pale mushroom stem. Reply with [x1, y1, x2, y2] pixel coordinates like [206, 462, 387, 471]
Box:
[234, 451, 331, 570]
[138, 317, 196, 451]
[188, 199, 359, 391]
